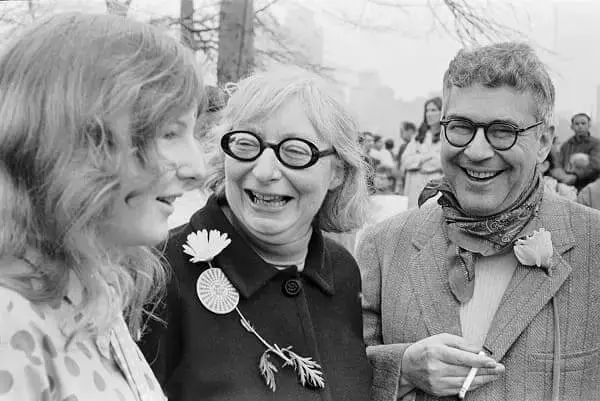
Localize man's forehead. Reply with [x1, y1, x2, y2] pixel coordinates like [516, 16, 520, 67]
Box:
[444, 84, 537, 124]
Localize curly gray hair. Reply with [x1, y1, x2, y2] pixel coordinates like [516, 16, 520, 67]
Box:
[443, 42, 555, 126]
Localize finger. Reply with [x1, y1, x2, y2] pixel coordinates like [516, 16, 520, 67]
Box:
[467, 371, 504, 390]
[476, 365, 505, 376]
[428, 376, 488, 397]
[439, 346, 499, 369]
[435, 369, 505, 396]
[443, 364, 505, 378]
[432, 333, 481, 354]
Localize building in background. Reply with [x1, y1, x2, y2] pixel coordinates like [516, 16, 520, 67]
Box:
[347, 69, 440, 144]
[282, 2, 324, 66]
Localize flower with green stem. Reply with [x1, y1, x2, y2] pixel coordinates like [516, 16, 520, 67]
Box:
[185, 229, 325, 392]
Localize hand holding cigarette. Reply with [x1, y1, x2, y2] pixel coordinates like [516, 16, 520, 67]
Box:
[458, 350, 487, 399]
[401, 334, 504, 397]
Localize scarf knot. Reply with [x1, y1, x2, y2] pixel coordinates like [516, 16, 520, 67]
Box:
[419, 172, 544, 303]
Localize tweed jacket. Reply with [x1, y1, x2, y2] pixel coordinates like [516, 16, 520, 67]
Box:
[357, 192, 600, 401]
[140, 195, 372, 401]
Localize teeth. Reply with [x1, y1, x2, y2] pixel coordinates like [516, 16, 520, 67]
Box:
[252, 192, 287, 202]
[249, 191, 289, 207]
[252, 198, 287, 207]
[466, 170, 498, 179]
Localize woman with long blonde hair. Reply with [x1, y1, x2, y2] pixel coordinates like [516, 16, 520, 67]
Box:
[0, 12, 205, 400]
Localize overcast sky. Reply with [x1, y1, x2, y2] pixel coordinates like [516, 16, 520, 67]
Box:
[304, 0, 600, 120]
[37, 0, 600, 120]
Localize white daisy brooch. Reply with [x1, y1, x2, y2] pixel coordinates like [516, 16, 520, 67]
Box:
[183, 229, 325, 392]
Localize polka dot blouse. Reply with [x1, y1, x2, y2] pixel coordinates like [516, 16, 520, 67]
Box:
[0, 284, 166, 401]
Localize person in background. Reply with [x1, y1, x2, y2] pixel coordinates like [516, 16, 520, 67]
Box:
[550, 113, 600, 191]
[369, 135, 384, 167]
[539, 143, 577, 201]
[394, 121, 417, 193]
[358, 41, 600, 401]
[401, 97, 444, 208]
[397, 121, 417, 164]
[384, 138, 396, 163]
[0, 12, 206, 401]
[359, 131, 377, 194]
[361, 131, 376, 155]
[140, 67, 373, 401]
[383, 139, 397, 191]
[369, 135, 395, 172]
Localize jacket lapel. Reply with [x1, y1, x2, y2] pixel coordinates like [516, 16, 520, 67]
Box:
[406, 205, 462, 337]
[483, 194, 575, 362]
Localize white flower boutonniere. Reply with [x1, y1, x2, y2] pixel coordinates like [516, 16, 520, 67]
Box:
[513, 228, 553, 269]
[183, 229, 325, 392]
[183, 229, 231, 263]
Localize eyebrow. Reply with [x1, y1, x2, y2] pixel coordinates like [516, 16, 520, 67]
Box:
[234, 126, 321, 142]
[171, 120, 189, 129]
[445, 114, 522, 126]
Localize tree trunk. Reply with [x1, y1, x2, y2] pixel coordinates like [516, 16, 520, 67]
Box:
[217, 0, 254, 85]
[180, 0, 194, 49]
[105, 0, 132, 17]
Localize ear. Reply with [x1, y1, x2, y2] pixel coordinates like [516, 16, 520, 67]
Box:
[536, 125, 554, 164]
[328, 158, 345, 191]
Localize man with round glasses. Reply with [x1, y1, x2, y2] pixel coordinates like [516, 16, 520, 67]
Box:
[358, 42, 600, 401]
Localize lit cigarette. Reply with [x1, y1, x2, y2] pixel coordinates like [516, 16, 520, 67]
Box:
[458, 350, 486, 399]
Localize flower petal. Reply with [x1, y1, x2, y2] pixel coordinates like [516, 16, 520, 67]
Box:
[182, 243, 197, 258]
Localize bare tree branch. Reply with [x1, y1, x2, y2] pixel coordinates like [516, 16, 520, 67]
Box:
[255, 0, 282, 15]
[322, 0, 521, 45]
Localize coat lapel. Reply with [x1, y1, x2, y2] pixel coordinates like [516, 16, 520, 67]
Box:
[406, 205, 462, 337]
[483, 194, 575, 362]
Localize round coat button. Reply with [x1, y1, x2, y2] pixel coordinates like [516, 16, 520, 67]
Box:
[283, 279, 302, 297]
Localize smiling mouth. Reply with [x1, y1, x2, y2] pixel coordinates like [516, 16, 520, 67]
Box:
[244, 190, 293, 207]
[156, 195, 180, 206]
[463, 168, 503, 181]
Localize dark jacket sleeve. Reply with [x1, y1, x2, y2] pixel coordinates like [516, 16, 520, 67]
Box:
[139, 275, 182, 388]
[138, 235, 186, 390]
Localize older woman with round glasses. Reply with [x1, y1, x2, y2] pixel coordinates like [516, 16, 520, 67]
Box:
[140, 67, 373, 401]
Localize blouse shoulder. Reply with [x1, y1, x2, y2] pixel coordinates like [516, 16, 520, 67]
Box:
[0, 285, 47, 331]
[0, 286, 56, 400]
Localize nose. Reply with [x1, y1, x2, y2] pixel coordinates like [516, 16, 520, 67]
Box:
[463, 127, 495, 161]
[176, 137, 206, 188]
[252, 148, 282, 182]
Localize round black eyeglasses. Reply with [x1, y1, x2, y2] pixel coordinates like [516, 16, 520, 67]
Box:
[440, 117, 544, 151]
[221, 130, 336, 169]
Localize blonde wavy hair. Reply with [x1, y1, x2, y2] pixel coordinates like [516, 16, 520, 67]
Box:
[0, 13, 204, 336]
[204, 67, 370, 232]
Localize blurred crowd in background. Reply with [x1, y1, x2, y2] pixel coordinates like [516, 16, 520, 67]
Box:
[359, 100, 600, 212]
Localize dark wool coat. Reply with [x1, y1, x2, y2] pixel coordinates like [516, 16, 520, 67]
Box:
[140, 195, 372, 401]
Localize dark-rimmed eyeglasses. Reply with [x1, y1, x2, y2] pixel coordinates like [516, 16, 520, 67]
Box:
[440, 117, 544, 151]
[221, 130, 336, 169]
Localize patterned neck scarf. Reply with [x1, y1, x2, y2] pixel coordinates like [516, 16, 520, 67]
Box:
[419, 170, 544, 303]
